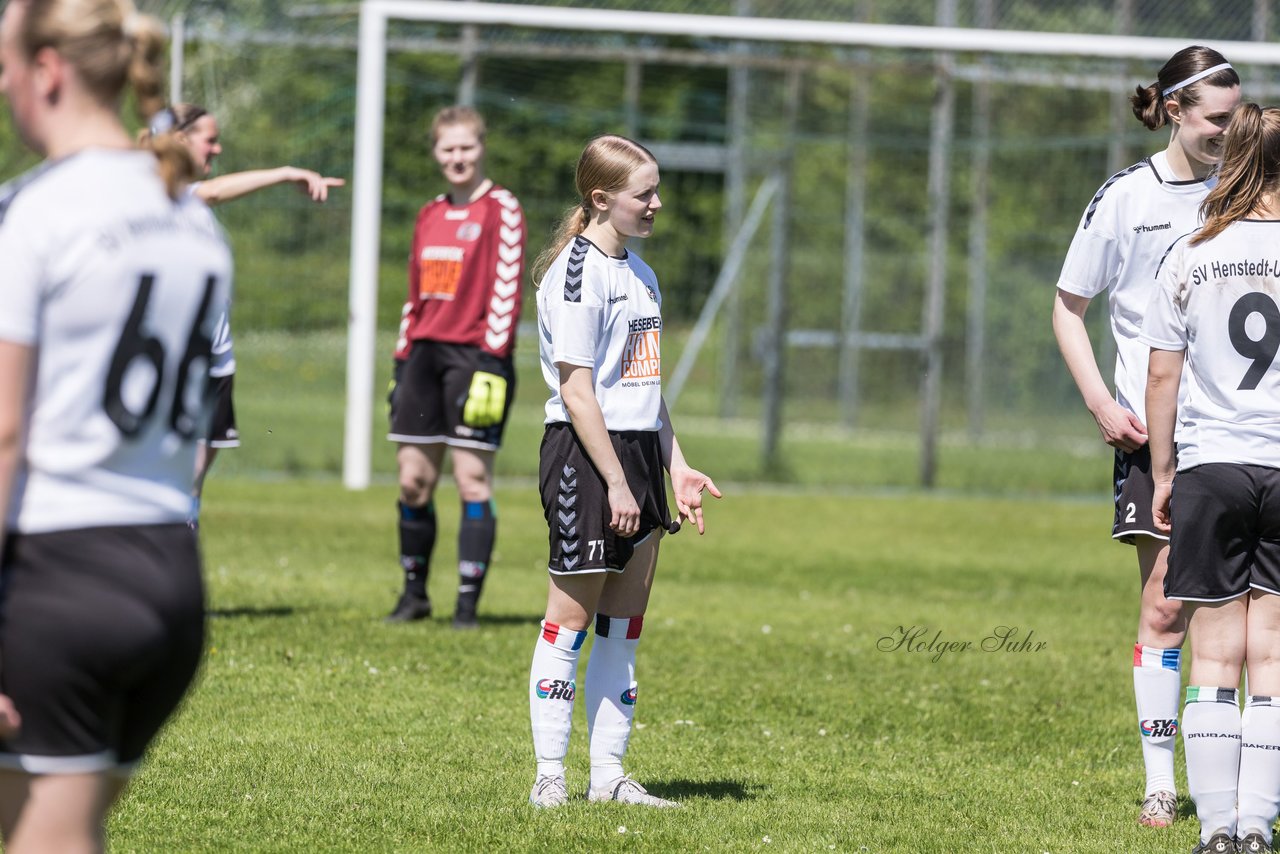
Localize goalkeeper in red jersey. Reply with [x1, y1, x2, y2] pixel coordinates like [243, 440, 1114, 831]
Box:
[386, 106, 524, 628]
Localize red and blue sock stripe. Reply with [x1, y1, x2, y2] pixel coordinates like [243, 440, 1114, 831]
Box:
[540, 620, 587, 651]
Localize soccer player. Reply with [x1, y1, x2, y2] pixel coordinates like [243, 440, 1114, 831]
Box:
[1144, 101, 1280, 854]
[0, 0, 233, 849]
[1051, 46, 1239, 829]
[146, 103, 344, 524]
[526, 134, 720, 808]
[386, 106, 524, 628]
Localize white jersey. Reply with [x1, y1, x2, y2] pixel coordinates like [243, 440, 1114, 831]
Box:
[1057, 150, 1213, 423]
[0, 150, 233, 533]
[1140, 220, 1280, 470]
[537, 236, 664, 431]
[186, 183, 235, 377]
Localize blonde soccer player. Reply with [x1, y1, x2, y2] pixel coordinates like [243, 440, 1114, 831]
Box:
[1052, 45, 1240, 829]
[526, 134, 720, 808]
[0, 0, 232, 848]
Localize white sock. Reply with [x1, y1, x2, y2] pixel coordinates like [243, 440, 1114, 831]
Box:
[530, 621, 586, 779]
[586, 614, 642, 791]
[1238, 696, 1280, 843]
[1133, 643, 1181, 796]
[1184, 686, 1242, 843]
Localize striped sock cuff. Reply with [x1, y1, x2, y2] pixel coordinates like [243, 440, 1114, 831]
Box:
[595, 614, 643, 640]
[1186, 685, 1239, 705]
[1248, 695, 1280, 708]
[1133, 643, 1181, 671]
[540, 620, 588, 651]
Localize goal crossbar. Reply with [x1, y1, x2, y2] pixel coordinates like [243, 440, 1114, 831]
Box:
[343, 0, 1280, 488]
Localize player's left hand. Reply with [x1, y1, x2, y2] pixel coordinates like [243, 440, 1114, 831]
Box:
[669, 465, 721, 535]
[462, 371, 508, 428]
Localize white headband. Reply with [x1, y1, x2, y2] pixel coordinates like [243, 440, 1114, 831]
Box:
[1162, 62, 1234, 97]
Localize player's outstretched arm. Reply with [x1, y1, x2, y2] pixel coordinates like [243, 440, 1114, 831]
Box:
[658, 397, 721, 535]
[195, 167, 345, 206]
[1146, 347, 1183, 534]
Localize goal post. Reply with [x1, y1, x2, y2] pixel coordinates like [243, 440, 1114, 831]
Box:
[342, 0, 1280, 488]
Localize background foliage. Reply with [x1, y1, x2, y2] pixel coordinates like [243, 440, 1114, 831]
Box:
[5, 0, 1278, 483]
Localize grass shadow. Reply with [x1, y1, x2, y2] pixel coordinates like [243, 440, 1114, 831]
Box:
[646, 779, 763, 802]
[207, 606, 297, 619]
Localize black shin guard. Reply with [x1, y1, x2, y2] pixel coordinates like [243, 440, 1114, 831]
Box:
[398, 500, 437, 598]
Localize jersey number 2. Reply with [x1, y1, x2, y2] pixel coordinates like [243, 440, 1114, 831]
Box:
[1229, 292, 1280, 390]
[103, 273, 218, 439]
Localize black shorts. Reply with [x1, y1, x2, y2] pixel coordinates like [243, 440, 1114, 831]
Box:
[208, 373, 239, 449]
[1113, 445, 1166, 544]
[0, 524, 205, 774]
[539, 423, 676, 574]
[387, 341, 516, 451]
[1165, 463, 1280, 602]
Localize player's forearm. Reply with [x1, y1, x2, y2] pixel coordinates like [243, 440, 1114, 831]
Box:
[195, 167, 294, 205]
[0, 342, 33, 543]
[1052, 292, 1114, 413]
[560, 369, 626, 489]
[657, 397, 687, 472]
[1145, 348, 1183, 483]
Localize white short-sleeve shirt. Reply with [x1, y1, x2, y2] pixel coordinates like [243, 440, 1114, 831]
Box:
[537, 236, 664, 432]
[1140, 220, 1280, 470]
[185, 183, 235, 378]
[0, 150, 233, 532]
[1057, 150, 1213, 423]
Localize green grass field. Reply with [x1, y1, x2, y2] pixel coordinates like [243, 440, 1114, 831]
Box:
[95, 330, 1191, 852]
[101, 478, 1201, 853]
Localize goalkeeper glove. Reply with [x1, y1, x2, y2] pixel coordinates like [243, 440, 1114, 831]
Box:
[462, 371, 508, 428]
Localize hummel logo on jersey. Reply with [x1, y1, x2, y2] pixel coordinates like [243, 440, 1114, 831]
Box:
[609, 294, 628, 304]
[1132, 221, 1172, 234]
[1141, 718, 1178, 738]
[536, 678, 576, 701]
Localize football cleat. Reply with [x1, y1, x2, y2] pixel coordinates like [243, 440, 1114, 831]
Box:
[384, 592, 431, 623]
[1138, 790, 1176, 828]
[529, 774, 568, 808]
[1191, 832, 1237, 854]
[1240, 832, 1272, 854]
[588, 776, 680, 808]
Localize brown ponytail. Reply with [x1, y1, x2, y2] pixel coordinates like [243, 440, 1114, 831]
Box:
[1130, 45, 1238, 131]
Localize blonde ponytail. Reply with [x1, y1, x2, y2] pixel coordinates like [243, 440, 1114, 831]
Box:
[531, 134, 657, 286]
[532, 204, 590, 286]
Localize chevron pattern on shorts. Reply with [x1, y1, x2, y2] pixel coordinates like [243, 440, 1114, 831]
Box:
[557, 464, 580, 570]
[564, 236, 588, 303]
[485, 189, 523, 352]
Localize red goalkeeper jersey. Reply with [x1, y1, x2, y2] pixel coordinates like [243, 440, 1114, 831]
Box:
[395, 183, 525, 360]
